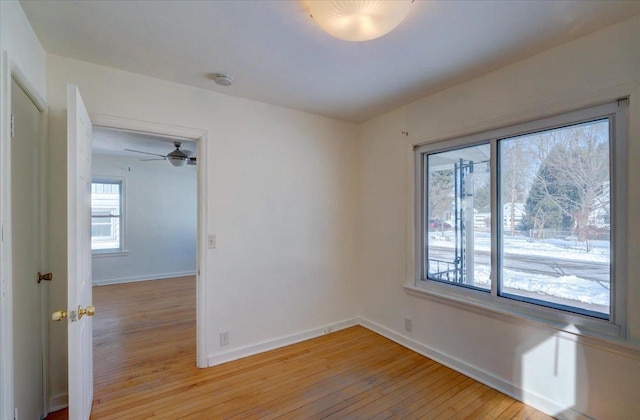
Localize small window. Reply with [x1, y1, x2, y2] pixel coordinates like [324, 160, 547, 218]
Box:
[91, 180, 123, 252]
[414, 100, 627, 338]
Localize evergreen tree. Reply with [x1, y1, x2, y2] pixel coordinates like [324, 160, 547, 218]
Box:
[524, 156, 570, 234]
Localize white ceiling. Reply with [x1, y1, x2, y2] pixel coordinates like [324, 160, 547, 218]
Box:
[21, 0, 640, 122]
[92, 127, 196, 160]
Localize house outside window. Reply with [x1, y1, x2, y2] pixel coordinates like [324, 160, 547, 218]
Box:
[414, 100, 628, 339]
[91, 180, 124, 252]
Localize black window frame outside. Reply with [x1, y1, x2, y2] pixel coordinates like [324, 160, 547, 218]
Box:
[412, 100, 628, 341]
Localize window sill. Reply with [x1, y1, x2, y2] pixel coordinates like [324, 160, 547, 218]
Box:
[92, 250, 129, 258]
[404, 282, 640, 359]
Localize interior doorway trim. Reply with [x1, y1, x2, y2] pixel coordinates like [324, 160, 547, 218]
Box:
[0, 53, 49, 420]
[90, 113, 209, 368]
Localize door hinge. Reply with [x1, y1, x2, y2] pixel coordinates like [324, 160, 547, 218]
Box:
[10, 114, 15, 138]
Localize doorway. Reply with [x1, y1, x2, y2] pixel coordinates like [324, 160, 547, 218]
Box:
[11, 78, 47, 419]
[88, 114, 209, 371]
[45, 108, 209, 418]
[89, 126, 199, 409]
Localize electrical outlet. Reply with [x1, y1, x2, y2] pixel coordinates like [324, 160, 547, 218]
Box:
[220, 331, 229, 346]
[404, 318, 412, 332]
[208, 234, 216, 249]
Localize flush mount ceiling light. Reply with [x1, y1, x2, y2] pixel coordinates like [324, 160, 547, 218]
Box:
[308, 0, 413, 42]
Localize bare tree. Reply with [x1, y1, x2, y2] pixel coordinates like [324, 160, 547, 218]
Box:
[529, 122, 610, 249]
[500, 141, 530, 236]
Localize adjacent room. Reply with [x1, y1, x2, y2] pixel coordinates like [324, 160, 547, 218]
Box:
[90, 128, 197, 287]
[1, 1, 639, 419]
[90, 128, 198, 406]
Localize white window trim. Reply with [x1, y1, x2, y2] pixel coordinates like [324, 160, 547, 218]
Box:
[410, 100, 628, 343]
[91, 176, 128, 255]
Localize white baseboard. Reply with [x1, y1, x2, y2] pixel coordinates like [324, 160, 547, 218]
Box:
[357, 317, 581, 420]
[48, 393, 68, 414]
[207, 318, 358, 367]
[92, 270, 196, 286]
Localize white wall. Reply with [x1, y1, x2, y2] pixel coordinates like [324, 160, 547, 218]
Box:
[0, 1, 47, 418]
[0, 0, 47, 98]
[91, 154, 197, 285]
[358, 16, 640, 419]
[46, 54, 359, 403]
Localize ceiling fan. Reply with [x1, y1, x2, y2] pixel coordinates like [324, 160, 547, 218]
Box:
[125, 141, 196, 167]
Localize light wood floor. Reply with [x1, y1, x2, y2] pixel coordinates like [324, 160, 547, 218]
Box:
[46, 276, 552, 419]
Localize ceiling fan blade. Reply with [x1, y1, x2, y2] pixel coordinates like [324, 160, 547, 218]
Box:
[182, 149, 194, 157]
[187, 157, 197, 166]
[125, 148, 167, 158]
[140, 158, 166, 161]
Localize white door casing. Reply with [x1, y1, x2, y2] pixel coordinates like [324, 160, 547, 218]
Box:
[67, 84, 94, 420]
[0, 57, 49, 420]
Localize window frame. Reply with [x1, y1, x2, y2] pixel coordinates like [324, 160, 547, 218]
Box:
[91, 178, 127, 255]
[412, 100, 628, 340]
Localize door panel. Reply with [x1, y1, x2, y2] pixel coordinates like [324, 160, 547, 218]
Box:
[67, 84, 94, 420]
[11, 80, 44, 419]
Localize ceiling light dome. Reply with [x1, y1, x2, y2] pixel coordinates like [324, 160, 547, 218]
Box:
[167, 149, 188, 167]
[309, 0, 413, 42]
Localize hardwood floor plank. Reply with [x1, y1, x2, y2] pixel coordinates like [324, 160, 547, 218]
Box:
[283, 352, 425, 419]
[412, 380, 483, 418]
[495, 401, 526, 419]
[44, 276, 552, 419]
[352, 369, 461, 418]
[394, 376, 475, 418]
[476, 392, 519, 418]
[445, 387, 500, 419]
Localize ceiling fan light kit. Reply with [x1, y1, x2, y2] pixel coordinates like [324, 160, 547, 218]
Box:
[308, 0, 413, 42]
[125, 141, 196, 168]
[167, 155, 188, 167]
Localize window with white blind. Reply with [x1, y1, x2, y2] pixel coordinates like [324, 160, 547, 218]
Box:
[91, 180, 124, 253]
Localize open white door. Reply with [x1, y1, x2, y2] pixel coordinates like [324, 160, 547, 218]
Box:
[66, 84, 94, 419]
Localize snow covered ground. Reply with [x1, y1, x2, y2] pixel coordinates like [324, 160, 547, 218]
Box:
[429, 231, 610, 263]
[428, 230, 610, 312]
[471, 264, 609, 307]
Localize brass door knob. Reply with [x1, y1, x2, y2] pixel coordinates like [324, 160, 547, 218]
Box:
[51, 310, 67, 321]
[37, 272, 53, 284]
[78, 305, 96, 320]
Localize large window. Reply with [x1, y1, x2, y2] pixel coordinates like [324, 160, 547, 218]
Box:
[415, 101, 627, 337]
[91, 180, 123, 252]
